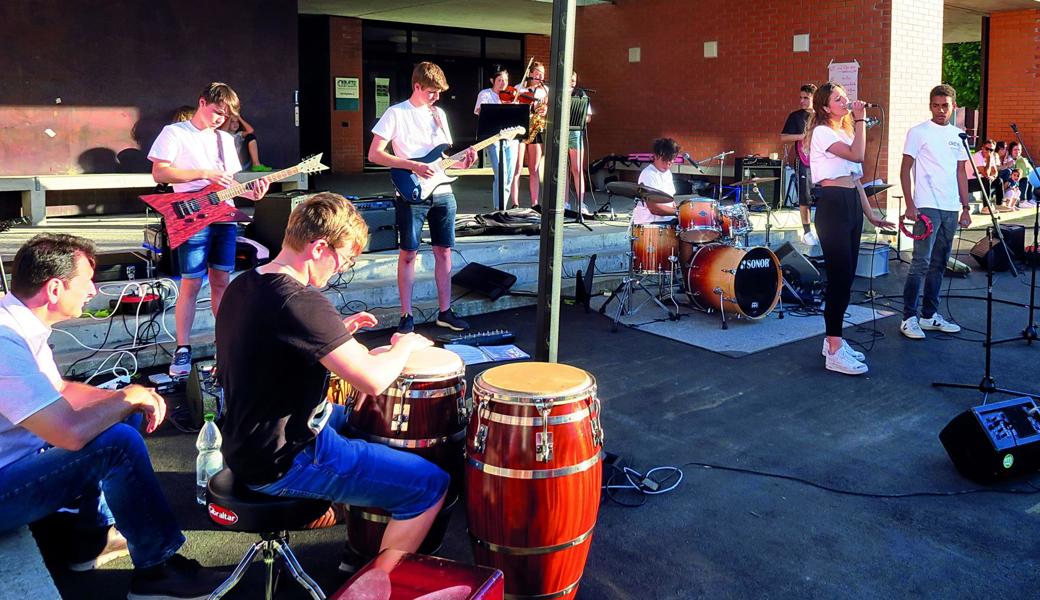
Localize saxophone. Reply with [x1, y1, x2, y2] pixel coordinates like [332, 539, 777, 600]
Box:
[523, 100, 546, 144]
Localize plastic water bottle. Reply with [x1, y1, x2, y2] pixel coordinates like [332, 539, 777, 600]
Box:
[195, 413, 223, 505]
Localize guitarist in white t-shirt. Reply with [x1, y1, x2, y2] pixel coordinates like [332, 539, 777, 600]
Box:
[368, 62, 477, 334]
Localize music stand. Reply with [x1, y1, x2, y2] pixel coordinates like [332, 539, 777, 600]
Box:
[477, 104, 530, 212]
[565, 96, 593, 230]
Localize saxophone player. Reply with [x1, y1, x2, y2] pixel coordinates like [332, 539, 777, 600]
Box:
[513, 61, 548, 208]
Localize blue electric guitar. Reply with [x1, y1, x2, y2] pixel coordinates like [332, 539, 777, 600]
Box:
[391, 126, 525, 203]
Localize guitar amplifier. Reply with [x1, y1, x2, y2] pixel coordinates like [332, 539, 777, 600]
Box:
[143, 222, 180, 277]
[92, 251, 151, 283]
[735, 156, 782, 209]
[940, 396, 1040, 483]
[246, 191, 322, 256]
[352, 195, 399, 253]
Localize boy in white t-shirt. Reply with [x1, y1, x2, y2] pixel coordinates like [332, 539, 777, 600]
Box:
[148, 82, 270, 376]
[633, 138, 680, 226]
[898, 84, 971, 340]
[368, 62, 476, 334]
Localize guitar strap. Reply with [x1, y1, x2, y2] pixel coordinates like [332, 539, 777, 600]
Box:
[214, 130, 226, 172]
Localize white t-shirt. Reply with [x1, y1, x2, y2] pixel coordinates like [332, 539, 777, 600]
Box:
[903, 120, 965, 211]
[148, 121, 242, 193]
[0, 294, 63, 471]
[633, 164, 677, 225]
[809, 125, 864, 183]
[474, 88, 501, 115]
[372, 99, 453, 162]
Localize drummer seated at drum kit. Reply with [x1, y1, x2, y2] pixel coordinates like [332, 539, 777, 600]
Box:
[633, 137, 680, 226]
[214, 192, 450, 572]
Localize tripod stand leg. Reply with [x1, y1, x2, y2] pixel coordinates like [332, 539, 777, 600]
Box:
[718, 292, 728, 330]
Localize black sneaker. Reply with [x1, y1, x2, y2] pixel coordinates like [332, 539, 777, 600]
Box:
[397, 314, 415, 334]
[338, 543, 365, 574]
[435, 309, 469, 331]
[127, 554, 229, 600]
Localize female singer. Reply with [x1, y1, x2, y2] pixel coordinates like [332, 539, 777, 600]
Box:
[513, 61, 549, 208]
[807, 82, 894, 375]
[474, 64, 519, 210]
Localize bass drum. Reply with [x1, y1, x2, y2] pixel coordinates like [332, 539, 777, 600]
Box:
[685, 244, 781, 319]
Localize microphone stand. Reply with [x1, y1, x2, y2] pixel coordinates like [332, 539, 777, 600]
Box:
[932, 134, 1036, 404]
[990, 122, 1040, 346]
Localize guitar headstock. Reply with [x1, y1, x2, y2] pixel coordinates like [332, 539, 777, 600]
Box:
[298, 153, 330, 175]
[499, 126, 526, 141]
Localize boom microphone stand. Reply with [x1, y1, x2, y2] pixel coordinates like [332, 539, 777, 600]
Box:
[990, 122, 1040, 346]
[932, 133, 1037, 404]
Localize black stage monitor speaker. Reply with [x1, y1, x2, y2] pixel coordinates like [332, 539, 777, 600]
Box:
[775, 242, 820, 284]
[939, 396, 1040, 483]
[969, 237, 1012, 272]
[451, 262, 516, 301]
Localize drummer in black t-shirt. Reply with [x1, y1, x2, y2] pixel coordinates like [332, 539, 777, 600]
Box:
[780, 83, 819, 245]
[216, 192, 448, 570]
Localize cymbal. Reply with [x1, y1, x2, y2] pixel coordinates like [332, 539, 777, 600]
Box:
[606, 181, 641, 197]
[639, 184, 675, 204]
[733, 176, 779, 186]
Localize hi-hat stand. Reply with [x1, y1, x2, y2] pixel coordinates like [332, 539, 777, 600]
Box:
[990, 122, 1040, 347]
[932, 132, 1038, 403]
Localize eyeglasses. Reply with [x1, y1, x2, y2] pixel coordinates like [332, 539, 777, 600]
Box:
[332, 245, 357, 272]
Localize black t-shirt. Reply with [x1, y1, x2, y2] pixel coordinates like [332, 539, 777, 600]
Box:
[216, 269, 352, 485]
[781, 109, 811, 136]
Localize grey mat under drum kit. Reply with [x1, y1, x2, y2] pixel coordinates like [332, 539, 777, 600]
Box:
[599, 178, 804, 332]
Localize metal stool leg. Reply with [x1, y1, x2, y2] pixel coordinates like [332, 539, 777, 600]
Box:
[208, 541, 263, 600]
[275, 540, 327, 600]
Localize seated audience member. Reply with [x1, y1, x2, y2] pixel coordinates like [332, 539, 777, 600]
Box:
[215, 193, 449, 572]
[0, 234, 226, 599]
[1003, 169, 1024, 210]
[1009, 141, 1035, 202]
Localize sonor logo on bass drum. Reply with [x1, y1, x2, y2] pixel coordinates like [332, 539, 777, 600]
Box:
[740, 259, 772, 269]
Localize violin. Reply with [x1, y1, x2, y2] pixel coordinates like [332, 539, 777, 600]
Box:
[496, 57, 537, 104]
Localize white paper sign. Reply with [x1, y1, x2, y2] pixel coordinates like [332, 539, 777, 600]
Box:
[374, 77, 391, 118]
[828, 60, 859, 100]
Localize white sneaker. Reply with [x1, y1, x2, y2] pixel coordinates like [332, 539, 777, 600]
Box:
[919, 313, 961, 333]
[169, 347, 192, 377]
[900, 317, 926, 340]
[801, 231, 819, 246]
[825, 345, 868, 375]
[821, 339, 865, 361]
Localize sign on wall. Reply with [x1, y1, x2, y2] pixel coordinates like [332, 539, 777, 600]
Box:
[334, 77, 359, 111]
[374, 77, 391, 118]
[828, 60, 859, 100]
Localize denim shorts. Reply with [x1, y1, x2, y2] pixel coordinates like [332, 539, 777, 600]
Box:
[249, 403, 448, 520]
[396, 192, 456, 251]
[177, 223, 237, 279]
[567, 130, 583, 150]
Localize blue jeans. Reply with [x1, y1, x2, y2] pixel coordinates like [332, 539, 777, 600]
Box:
[178, 223, 237, 279]
[251, 404, 448, 520]
[486, 141, 517, 211]
[902, 207, 958, 320]
[0, 416, 184, 568]
[395, 193, 457, 251]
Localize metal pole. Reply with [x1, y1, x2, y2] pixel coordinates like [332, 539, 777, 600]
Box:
[534, 0, 576, 363]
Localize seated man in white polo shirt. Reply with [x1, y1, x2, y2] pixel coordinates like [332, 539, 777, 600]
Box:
[0, 234, 225, 600]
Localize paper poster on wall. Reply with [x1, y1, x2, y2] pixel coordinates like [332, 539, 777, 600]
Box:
[334, 77, 359, 111]
[828, 60, 859, 100]
[374, 77, 391, 118]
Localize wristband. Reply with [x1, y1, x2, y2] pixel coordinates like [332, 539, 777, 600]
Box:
[854, 119, 867, 123]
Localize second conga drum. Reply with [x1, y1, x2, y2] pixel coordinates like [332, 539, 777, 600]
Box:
[344, 346, 468, 559]
[466, 362, 604, 600]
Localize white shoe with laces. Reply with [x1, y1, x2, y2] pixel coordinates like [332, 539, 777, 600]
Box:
[900, 317, 926, 340]
[825, 344, 868, 375]
[919, 313, 961, 333]
[821, 339, 865, 362]
[801, 231, 819, 246]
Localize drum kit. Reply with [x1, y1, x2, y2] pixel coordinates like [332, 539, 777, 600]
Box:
[600, 178, 784, 330]
[328, 355, 604, 600]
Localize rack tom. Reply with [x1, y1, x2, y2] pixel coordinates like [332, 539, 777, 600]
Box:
[344, 346, 468, 559]
[677, 197, 721, 243]
[720, 204, 752, 238]
[466, 362, 604, 600]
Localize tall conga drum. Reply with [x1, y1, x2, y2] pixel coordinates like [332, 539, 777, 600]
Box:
[343, 346, 468, 559]
[466, 362, 604, 600]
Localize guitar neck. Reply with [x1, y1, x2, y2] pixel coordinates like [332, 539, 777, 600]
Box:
[440, 135, 502, 169]
[215, 165, 300, 201]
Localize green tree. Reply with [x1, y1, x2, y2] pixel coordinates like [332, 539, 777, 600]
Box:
[942, 42, 981, 110]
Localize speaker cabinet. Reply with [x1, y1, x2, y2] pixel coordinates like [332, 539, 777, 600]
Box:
[969, 237, 1012, 272]
[451, 262, 516, 301]
[939, 396, 1040, 483]
[735, 157, 782, 209]
[246, 191, 321, 256]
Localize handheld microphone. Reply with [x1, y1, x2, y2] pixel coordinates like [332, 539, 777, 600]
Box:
[682, 152, 699, 167]
[958, 132, 969, 141]
[845, 101, 879, 109]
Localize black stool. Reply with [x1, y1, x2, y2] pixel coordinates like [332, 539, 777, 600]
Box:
[206, 469, 330, 600]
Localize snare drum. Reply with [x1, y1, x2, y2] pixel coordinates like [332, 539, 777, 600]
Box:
[686, 244, 781, 319]
[466, 362, 603, 600]
[630, 224, 678, 274]
[677, 197, 721, 243]
[344, 346, 468, 559]
[720, 204, 752, 238]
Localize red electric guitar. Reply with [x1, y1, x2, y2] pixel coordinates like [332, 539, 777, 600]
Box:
[139, 154, 329, 249]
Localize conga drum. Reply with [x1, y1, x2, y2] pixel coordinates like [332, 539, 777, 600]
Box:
[344, 346, 468, 559]
[466, 362, 604, 600]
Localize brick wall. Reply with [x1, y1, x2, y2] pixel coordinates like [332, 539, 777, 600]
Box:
[574, 0, 907, 208]
[888, 0, 944, 204]
[329, 17, 365, 173]
[525, 34, 551, 68]
[987, 9, 1040, 157]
